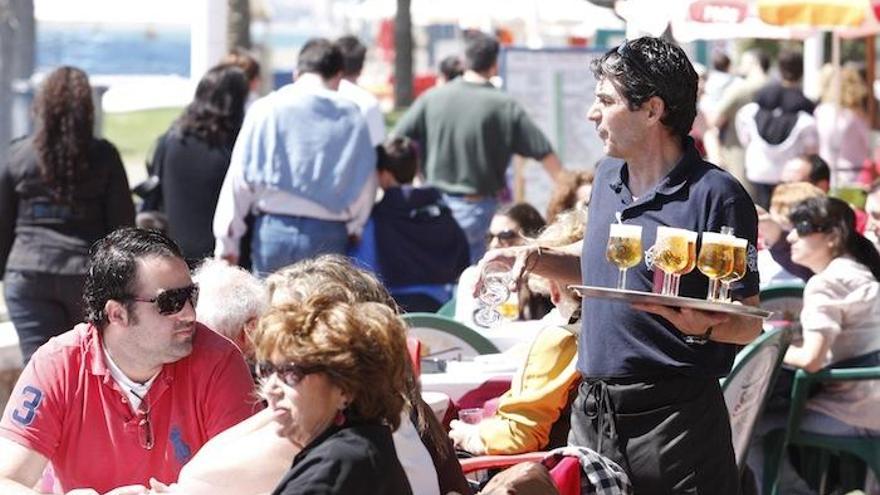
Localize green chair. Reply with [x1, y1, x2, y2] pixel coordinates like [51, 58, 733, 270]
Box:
[766, 366, 880, 495]
[759, 284, 805, 323]
[436, 297, 456, 318]
[721, 326, 794, 471]
[402, 313, 500, 361]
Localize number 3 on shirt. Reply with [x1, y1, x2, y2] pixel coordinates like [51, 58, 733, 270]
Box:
[12, 386, 43, 426]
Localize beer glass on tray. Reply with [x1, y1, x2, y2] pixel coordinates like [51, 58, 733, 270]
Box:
[697, 232, 735, 302]
[652, 227, 695, 297]
[718, 237, 748, 303]
[606, 224, 642, 290]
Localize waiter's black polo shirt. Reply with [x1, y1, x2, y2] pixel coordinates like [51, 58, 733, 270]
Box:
[579, 140, 759, 379]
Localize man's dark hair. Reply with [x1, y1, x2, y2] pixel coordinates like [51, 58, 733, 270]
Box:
[83, 228, 184, 328]
[335, 35, 367, 77]
[378, 136, 418, 185]
[439, 55, 463, 81]
[464, 32, 500, 73]
[712, 52, 731, 72]
[591, 36, 698, 141]
[296, 38, 344, 80]
[778, 50, 804, 82]
[806, 154, 830, 185]
[745, 48, 771, 73]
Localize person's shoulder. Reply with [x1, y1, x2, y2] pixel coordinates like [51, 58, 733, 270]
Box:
[593, 156, 624, 180]
[26, 324, 91, 377]
[187, 323, 243, 361]
[690, 158, 751, 201]
[323, 423, 395, 460]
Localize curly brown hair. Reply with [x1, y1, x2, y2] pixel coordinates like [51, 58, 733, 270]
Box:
[33, 66, 94, 202]
[545, 169, 594, 223]
[253, 296, 408, 429]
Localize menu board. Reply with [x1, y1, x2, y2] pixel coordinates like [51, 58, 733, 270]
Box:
[500, 47, 605, 212]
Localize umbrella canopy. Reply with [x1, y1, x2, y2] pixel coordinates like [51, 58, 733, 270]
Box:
[617, 0, 880, 40]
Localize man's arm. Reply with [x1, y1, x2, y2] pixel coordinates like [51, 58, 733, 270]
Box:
[539, 153, 563, 182]
[479, 242, 583, 292]
[633, 294, 762, 346]
[0, 437, 47, 495]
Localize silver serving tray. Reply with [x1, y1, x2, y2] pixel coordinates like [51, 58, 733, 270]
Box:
[569, 285, 772, 320]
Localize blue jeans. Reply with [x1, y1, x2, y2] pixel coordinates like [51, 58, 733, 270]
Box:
[3, 270, 86, 364]
[250, 214, 348, 277]
[443, 194, 498, 264]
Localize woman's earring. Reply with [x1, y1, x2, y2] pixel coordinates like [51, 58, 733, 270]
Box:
[334, 408, 346, 426]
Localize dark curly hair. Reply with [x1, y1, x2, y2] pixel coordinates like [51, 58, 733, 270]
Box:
[33, 66, 94, 202]
[173, 64, 249, 149]
[591, 36, 698, 142]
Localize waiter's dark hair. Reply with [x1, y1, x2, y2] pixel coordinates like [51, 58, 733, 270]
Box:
[591, 36, 698, 142]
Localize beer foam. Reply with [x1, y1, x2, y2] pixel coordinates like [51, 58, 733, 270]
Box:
[609, 224, 642, 238]
[731, 237, 748, 248]
[701, 232, 734, 244]
[657, 226, 697, 241]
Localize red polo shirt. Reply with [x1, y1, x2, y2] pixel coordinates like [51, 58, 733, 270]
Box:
[0, 322, 259, 493]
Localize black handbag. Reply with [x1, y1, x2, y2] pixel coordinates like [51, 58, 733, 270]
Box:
[132, 133, 169, 212]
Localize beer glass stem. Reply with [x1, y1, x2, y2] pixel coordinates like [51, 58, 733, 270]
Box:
[719, 281, 730, 303]
[707, 278, 721, 301]
[671, 274, 681, 297]
[661, 272, 672, 296]
[617, 268, 627, 290]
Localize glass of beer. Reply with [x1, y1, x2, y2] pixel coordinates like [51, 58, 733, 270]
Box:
[719, 237, 748, 302]
[667, 230, 698, 296]
[606, 224, 642, 290]
[697, 232, 735, 301]
[474, 261, 512, 327]
[652, 227, 691, 296]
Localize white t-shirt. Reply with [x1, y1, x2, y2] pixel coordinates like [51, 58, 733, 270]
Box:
[392, 411, 441, 495]
[338, 79, 387, 147]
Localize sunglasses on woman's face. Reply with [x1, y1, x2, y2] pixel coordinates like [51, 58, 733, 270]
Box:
[793, 220, 828, 237]
[127, 283, 199, 316]
[486, 229, 521, 244]
[256, 362, 321, 387]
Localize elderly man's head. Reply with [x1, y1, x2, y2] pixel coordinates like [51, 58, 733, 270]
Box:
[781, 155, 830, 192]
[193, 259, 268, 356]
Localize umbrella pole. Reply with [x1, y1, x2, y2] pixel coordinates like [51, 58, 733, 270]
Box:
[831, 30, 842, 191]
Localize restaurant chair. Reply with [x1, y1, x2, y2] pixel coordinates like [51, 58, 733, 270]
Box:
[403, 313, 500, 361]
[721, 325, 794, 472]
[759, 284, 805, 323]
[766, 365, 880, 495]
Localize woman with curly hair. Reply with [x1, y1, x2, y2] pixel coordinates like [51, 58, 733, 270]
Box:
[0, 66, 135, 362]
[545, 169, 593, 223]
[146, 64, 248, 260]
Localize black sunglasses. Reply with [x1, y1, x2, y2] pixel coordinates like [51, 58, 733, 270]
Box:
[793, 220, 829, 237]
[255, 362, 322, 387]
[486, 229, 521, 244]
[127, 283, 199, 316]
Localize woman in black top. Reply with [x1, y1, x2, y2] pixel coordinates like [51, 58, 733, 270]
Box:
[149, 64, 248, 261]
[253, 294, 412, 495]
[0, 66, 135, 362]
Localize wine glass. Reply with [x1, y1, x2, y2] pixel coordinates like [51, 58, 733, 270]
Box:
[474, 261, 512, 327]
[606, 224, 642, 290]
[652, 227, 691, 297]
[719, 237, 748, 302]
[668, 230, 698, 296]
[697, 232, 735, 302]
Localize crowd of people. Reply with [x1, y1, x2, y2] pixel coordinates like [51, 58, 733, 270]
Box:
[0, 27, 878, 495]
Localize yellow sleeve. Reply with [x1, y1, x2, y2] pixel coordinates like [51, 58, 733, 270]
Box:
[478, 327, 580, 454]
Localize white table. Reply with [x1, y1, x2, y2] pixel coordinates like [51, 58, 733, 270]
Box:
[420, 360, 516, 409]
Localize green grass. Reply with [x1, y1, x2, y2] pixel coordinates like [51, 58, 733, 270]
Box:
[103, 107, 181, 183]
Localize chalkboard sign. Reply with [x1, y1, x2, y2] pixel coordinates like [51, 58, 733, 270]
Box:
[499, 47, 605, 213]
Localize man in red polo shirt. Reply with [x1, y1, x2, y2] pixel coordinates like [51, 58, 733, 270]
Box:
[0, 228, 258, 494]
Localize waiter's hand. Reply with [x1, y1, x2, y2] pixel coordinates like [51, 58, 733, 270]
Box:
[473, 245, 537, 296]
[632, 303, 729, 336]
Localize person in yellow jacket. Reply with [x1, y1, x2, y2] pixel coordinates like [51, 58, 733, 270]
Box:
[449, 209, 584, 455]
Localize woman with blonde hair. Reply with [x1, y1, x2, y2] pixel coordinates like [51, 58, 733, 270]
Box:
[0, 66, 135, 362]
[815, 64, 871, 186]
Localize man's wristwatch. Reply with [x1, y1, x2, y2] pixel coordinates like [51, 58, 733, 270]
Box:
[684, 326, 713, 345]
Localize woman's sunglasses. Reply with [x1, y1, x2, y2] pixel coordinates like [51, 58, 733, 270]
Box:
[793, 220, 829, 237]
[255, 362, 321, 387]
[127, 283, 199, 316]
[486, 229, 521, 244]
